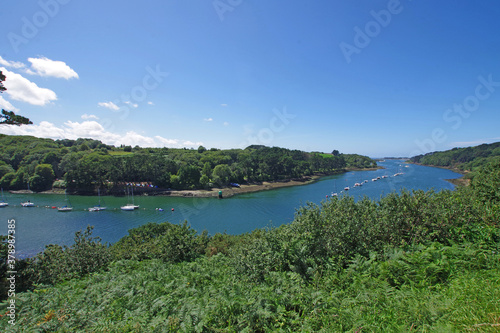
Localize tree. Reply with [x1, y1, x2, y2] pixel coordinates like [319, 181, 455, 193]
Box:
[199, 174, 210, 189]
[30, 164, 55, 192]
[0, 71, 32, 125]
[178, 164, 201, 188]
[212, 164, 231, 187]
[198, 145, 207, 154]
[0, 161, 14, 179]
[202, 162, 212, 178]
[0, 71, 5, 93]
[332, 149, 340, 156]
[0, 109, 33, 126]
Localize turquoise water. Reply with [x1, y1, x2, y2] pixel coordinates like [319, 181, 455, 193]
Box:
[0, 160, 462, 258]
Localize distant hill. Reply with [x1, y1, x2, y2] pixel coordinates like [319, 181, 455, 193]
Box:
[410, 142, 500, 173]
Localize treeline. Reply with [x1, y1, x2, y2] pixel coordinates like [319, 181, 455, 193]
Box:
[410, 141, 500, 172]
[1, 160, 498, 331]
[0, 135, 376, 193]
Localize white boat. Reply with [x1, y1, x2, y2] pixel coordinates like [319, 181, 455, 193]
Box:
[121, 204, 136, 211]
[21, 182, 35, 206]
[0, 188, 7, 207]
[57, 191, 73, 212]
[89, 189, 107, 211]
[89, 205, 106, 212]
[121, 187, 139, 211]
[344, 186, 350, 191]
[372, 178, 378, 182]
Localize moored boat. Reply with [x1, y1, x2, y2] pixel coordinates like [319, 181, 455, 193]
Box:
[89, 189, 107, 211]
[0, 188, 8, 207]
[121, 204, 136, 211]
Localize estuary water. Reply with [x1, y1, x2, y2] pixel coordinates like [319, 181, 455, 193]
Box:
[0, 160, 462, 258]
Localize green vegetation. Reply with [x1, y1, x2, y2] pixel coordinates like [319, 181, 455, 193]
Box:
[0, 135, 375, 193]
[1, 159, 498, 331]
[410, 141, 500, 175]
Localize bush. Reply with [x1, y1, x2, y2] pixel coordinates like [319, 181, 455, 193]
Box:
[110, 221, 208, 263]
[27, 226, 111, 286]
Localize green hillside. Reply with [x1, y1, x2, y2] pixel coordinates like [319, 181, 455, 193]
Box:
[410, 142, 500, 173]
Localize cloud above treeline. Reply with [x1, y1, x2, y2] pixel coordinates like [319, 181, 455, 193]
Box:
[0, 67, 57, 106]
[0, 56, 79, 108]
[0, 120, 203, 148]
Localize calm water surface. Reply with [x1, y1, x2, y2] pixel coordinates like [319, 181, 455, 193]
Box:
[0, 160, 462, 257]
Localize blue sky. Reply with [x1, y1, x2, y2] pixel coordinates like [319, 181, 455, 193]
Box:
[1, 0, 500, 157]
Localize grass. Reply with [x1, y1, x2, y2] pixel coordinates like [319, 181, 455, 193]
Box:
[108, 151, 134, 156]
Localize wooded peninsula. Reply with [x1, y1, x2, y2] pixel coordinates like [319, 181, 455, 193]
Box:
[0, 134, 376, 195]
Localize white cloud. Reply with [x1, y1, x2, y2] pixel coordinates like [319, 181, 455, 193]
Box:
[26, 57, 79, 79]
[1, 67, 57, 106]
[0, 96, 19, 112]
[147, 101, 154, 105]
[98, 101, 119, 111]
[0, 120, 203, 149]
[0, 56, 26, 69]
[223, 121, 229, 126]
[81, 113, 99, 120]
[124, 101, 138, 108]
[204, 117, 213, 122]
[183, 140, 204, 147]
[154, 136, 179, 146]
[221, 103, 228, 107]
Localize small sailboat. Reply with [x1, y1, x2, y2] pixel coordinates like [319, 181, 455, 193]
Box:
[0, 188, 8, 207]
[21, 182, 35, 207]
[89, 188, 107, 211]
[121, 186, 139, 211]
[58, 191, 73, 212]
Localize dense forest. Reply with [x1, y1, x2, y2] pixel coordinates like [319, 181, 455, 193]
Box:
[0, 149, 499, 331]
[0, 134, 375, 194]
[410, 141, 500, 173]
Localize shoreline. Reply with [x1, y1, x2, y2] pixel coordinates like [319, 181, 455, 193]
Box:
[166, 177, 320, 198]
[408, 162, 470, 187]
[9, 167, 382, 198]
[9, 178, 320, 198]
